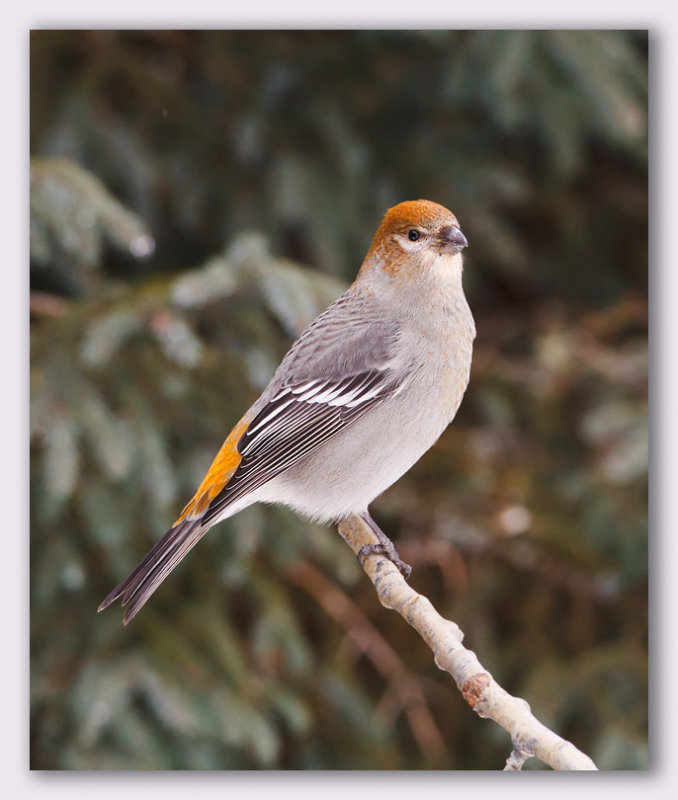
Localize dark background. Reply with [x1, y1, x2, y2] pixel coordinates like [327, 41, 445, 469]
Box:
[30, 30, 647, 769]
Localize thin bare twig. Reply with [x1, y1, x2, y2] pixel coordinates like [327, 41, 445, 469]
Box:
[337, 513, 598, 771]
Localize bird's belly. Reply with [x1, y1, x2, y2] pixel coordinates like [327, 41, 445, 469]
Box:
[257, 359, 471, 522]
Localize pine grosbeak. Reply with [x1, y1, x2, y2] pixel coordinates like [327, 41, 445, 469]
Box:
[99, 199, 474, 623]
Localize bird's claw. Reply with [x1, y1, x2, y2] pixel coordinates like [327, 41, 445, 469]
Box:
[357, 543, 412, 579]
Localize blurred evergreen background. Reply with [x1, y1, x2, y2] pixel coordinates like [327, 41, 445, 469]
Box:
[29, 30, 648, 770]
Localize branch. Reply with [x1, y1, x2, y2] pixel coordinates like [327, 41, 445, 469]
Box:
[337, 514, 598, 771]
[288, 559, 446, 761]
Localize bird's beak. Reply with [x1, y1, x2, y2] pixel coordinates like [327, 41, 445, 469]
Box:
[439, 225, 468, 255]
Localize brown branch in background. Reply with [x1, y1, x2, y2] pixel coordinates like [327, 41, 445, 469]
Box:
[337, 513, 598, 771]
[30, 291, 68, 318]
[288, 559, 446, 762]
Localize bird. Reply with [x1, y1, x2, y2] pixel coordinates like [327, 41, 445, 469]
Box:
[98, 199, 475, 624]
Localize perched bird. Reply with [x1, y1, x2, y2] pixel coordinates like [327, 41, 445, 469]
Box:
[99, 199, 475, 624]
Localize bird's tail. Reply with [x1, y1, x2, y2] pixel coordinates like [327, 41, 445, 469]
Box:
[98, 518, 208, 625]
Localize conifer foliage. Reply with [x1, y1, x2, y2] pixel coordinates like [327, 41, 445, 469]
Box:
[30, 31, 647, 769]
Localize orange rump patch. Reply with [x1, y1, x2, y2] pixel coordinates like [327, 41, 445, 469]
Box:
[175, 411, 255, 524]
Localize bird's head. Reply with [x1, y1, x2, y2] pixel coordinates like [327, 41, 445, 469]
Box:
[359, 199, 468, 286]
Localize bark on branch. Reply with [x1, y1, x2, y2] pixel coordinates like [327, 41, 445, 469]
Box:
[337, 513, 598, 771]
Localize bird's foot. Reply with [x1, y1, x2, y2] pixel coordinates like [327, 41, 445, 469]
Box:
[357, 512, 412, 579]
[357, 542, 412, 579]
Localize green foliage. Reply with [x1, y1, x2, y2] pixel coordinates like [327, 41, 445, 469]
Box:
[30, 30, 647, 770]
[30, 157, 155, 295]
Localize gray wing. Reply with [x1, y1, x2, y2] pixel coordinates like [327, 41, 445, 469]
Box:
[98, 294, 403, 623]
[203, 294, 403, 522]
[263, 290, 402, 389]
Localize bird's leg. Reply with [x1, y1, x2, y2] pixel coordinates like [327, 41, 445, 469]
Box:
[356, 511, 412, 580]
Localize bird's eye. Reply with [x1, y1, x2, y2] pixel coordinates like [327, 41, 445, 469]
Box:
[408, 229, 421, 241]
